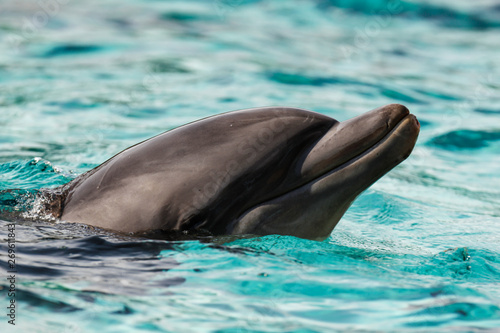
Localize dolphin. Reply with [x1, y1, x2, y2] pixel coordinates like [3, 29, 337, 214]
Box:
[38, 104, 419, 240]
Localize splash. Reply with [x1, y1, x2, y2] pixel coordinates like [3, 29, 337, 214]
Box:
[0, 188, 61, 222]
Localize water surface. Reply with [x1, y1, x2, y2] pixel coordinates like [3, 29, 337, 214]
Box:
[1, 0, 499, 331]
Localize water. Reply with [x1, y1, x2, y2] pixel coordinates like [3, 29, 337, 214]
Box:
[1, 0, 500, 331]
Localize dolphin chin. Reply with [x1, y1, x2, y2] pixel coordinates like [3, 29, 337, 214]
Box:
[46, 104, 419, 240]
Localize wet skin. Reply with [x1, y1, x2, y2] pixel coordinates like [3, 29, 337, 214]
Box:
[46, 104, 419, 240]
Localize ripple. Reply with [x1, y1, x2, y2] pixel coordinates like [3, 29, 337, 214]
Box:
[20, 234, 178, 259]
[407, 301, 500, 325]
[428, 130, 500, 150]
[405, 248, 473, 280]
[40, 44, 104, 58]
[316, 0, 500, 30]
[119, 107, 168, 119]
[45, 99, 101, 110]
[0, 158, 70, 190]
[9, 287, 81, 313]
[475, 108, 500, 115]
[158, 10, 217, 23]
[414, 88, 462, 101]
[267, 71, 370, 87]
[380, 87, 424, 104]
[1, 221, 183, 295]
[147, 59, 191, 74]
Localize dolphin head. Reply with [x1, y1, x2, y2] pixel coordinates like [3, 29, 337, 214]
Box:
[58, 104, 419, 240]
[230, 104, 420, 240]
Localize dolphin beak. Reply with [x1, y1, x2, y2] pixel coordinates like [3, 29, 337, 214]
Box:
[301, 104, 415, 180]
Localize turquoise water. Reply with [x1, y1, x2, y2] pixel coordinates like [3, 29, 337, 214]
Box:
[1, 0, 500, 331]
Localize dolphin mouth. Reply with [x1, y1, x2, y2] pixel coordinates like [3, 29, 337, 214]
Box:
[322, 113, 420, 176]
[300, 104, 413, 180]
[277, 105, 420, 202]
[300, 111, 419, 198]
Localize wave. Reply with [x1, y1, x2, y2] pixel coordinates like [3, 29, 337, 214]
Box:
[316, 0, 500, 30]
[428, 129, 500, 150]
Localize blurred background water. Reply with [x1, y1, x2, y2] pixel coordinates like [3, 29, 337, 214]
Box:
[0, 0, 500, 332]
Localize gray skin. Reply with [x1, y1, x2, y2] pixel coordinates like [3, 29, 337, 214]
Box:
[45, 104, 419, 240]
